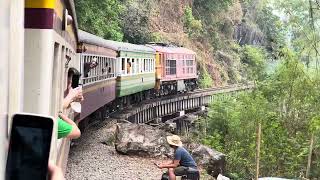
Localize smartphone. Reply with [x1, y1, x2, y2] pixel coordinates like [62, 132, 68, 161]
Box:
[71, 74, 80, 88]
[5, 113, 54, 180]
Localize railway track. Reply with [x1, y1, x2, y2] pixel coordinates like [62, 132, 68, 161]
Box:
[80, 83, 253, 131]
[110, 83, 253, 122]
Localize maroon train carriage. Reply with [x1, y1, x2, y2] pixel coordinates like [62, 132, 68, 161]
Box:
[147, 44, 198, 95]
[77, 30, 117, 121]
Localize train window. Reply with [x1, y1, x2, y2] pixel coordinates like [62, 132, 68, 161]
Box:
[121, 58, 125, 73]
[132, 58, 135, 74]
[186, 60, 194, 74]
[140, 58, 144, 73]
[166, 59, 176, 75]
[51, 43, 61, 115]
[126, 58, 131, 74]
[111, 58, 114, 75]
[149, 59, 151, 72]
[137, 58, 139, 73]
[144, 59, 148, 72]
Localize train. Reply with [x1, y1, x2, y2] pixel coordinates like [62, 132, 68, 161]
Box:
[1, 0, 198, 173]
[77, 30, 198, 122]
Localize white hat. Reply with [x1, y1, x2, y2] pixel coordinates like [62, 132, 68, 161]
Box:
[70, 102, 81, 113]
[167, 135, 183, 147]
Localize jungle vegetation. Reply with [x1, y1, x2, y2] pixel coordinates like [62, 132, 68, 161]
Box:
[195, 0, 320, 179]
[75, 0, 320, 178]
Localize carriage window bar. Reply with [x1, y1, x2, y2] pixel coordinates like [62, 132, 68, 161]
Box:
[80, 54, 116, 85]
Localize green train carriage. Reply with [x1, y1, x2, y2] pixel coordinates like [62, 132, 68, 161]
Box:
[116, 50, 156, 97]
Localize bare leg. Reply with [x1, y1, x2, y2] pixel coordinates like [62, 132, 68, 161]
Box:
[168, 168, 176, 180]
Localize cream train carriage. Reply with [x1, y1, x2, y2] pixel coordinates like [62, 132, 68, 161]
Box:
[24, 0, 79, 170]
[1, 1, 25, 179]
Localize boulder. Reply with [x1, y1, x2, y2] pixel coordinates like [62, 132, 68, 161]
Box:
[161, 120, 176, 133]
[101, 120, 118, 146]
[187, 144, 226, 178]
[115, 123, 172, 157]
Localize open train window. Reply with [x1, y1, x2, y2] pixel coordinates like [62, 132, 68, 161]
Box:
[127, 58, 131, 74]
[121, 58, 125, 73]
[132, 58, 135, 74]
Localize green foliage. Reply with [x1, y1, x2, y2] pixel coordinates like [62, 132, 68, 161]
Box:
[272, 0, 320, 65]
[255, 4, 287, 58]
[75, 0, 124, 41]
[183, 6, 203, 38]
[121, 0, 153, 44]
[149, 32, 164, 42]
[198, 50, 320, 178]
[193, 0, 234, 13]
[310, 116, 320, 132]
[198, 67, 214, 88]
[241, 45, 267, 81]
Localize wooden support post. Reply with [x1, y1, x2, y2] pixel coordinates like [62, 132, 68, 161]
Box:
[256, 122, 261, 180]
[306, 133, 314, 178]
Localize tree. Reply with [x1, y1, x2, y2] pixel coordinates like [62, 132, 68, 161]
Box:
[272, 0, 320, 67]
[200, 48, 320, 178]
[75, 0, 124, 41]
[240, 45, 267, 81]
[121, 0, 152, 44]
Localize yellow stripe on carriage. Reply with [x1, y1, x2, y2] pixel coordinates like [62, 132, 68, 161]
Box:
[25, 0, 55, 9]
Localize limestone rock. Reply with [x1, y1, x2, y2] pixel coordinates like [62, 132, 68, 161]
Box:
[188, 144, 226, 178]
[115, 123, 172, 157]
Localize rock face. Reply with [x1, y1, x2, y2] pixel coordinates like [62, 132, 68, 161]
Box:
[188, 144, 226, 178]
[234, 22, 265, 46]
[115, 123, 172, 157]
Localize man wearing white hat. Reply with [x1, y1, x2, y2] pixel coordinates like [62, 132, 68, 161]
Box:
[156, 135, 198, 180]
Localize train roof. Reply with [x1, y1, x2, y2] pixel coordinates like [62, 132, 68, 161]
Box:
[78, 30, 155, 54]
[146, 44, 196, 55]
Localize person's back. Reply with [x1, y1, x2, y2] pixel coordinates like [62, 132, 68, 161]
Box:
[174, 146, 197, 168]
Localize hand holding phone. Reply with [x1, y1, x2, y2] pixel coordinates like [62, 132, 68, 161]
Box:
[48, 161, 65, 180]
[6, 113, 54, 180]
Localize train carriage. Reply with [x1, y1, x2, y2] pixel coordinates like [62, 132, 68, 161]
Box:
[1, 1, 25, 176]
[24, 0, 79, 169]
[78, 31, 156, 107]
[77, 30, 156, 117]
[77, 30, 117, 120]
[115, 44, 156, 99]
[147, 44, 198, 95]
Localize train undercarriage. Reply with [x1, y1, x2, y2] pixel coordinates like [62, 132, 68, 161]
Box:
[79, 78, 198, 130]
[158, 78, 198, 96]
